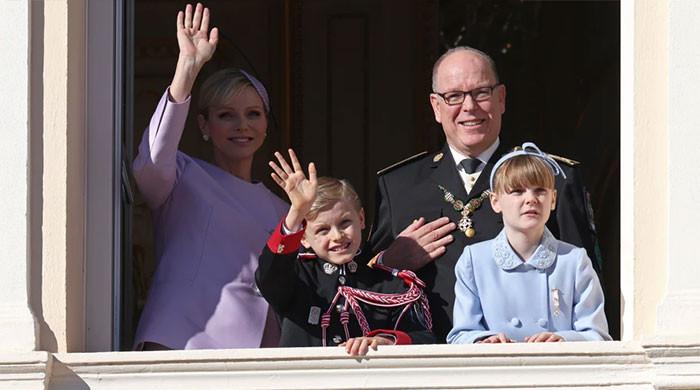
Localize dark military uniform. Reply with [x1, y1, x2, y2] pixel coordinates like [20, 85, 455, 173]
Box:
[256, 221, 434, 347]
[367, 142, 600, 343]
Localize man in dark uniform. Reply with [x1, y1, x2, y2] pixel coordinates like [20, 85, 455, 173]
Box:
[368, 47, 599, 343]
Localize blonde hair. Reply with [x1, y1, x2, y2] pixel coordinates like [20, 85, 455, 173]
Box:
[197, 68, 263, 118]
[306, 177, 363, 221]
[492, 155, 555, 194]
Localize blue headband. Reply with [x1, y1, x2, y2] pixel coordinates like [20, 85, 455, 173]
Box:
[489, 142, 567, 190]
[240, 69, 270, 113]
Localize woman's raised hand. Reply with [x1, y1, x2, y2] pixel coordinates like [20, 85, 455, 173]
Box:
[170, 3, 219, 102]
[177, 3, 218, 67]
[270, 149, 317, 231]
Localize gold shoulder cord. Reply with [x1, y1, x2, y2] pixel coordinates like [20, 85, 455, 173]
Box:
[437, 185, 491, 238]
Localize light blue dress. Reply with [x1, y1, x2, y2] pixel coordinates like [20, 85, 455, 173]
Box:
[447, 228, 611, 344]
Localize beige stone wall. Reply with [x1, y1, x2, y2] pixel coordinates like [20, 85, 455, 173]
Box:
[37, 0, 87, 353]
[622, 0, 669, 339]
[0, 0, 39, 354]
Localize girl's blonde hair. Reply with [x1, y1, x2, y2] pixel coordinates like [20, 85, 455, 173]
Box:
[492, 155, 555, 194]
[306, 177, 363, 221]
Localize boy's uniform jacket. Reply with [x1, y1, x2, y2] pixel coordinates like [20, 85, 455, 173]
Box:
[256, 220, 435, 347]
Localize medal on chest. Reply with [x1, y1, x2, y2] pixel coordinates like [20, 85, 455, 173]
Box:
[323, 262, 337, 275]
[437, 185, 491, 238]
[322, 261, 358, 276]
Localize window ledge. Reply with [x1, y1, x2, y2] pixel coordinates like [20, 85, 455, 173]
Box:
[0, 351, 51, 389]
[2, 341, 699, 389]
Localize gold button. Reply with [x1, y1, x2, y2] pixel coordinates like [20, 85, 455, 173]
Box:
[277, 244, 285, 253]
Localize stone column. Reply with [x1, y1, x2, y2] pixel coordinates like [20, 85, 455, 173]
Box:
[0, 0, 39, 352]
[657, 0, 700, 336]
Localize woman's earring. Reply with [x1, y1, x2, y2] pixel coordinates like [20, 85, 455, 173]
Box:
[202, 134, 210, 142]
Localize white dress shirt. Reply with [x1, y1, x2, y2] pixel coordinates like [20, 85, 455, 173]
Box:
[447, 138, 500, 194]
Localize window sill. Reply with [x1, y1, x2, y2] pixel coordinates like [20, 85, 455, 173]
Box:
[3, 340, 699, 389]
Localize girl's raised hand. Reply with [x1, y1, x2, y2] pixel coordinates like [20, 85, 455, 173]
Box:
[270, 149, 317, 231]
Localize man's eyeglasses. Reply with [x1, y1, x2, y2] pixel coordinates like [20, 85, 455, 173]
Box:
[433, 84, 501, 106]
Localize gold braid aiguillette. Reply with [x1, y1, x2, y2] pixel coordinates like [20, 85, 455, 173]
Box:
[438, 185, 491, 238]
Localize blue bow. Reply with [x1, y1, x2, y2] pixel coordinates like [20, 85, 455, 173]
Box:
[489, 142, 567, 190]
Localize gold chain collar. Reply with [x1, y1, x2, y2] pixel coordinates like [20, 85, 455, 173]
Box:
[437, 185, 491, 238]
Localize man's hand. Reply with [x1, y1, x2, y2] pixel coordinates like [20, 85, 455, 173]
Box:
[476, 333, 514, 344]
[381, 217, 456, 270]
[524, 332, 563, 343]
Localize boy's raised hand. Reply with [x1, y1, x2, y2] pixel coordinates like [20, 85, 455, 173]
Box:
[270, 149, 317, 231]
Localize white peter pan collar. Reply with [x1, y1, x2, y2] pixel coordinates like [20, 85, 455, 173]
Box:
[491, 228, 558, 270]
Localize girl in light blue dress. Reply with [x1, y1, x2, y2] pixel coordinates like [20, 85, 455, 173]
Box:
[447, 143, 611, 344]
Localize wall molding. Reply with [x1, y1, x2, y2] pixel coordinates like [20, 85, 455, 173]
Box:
[6, 341, 689, 389]
[0, 352, 51, 390]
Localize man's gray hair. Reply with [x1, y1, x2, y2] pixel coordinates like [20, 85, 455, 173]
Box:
[431, 46, 500, 92]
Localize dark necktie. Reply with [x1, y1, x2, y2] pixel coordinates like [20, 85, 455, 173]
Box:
[460, 158, 481, 174]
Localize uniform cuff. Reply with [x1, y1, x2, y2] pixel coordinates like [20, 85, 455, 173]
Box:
[367, 251, 399, 276]
[366, 329, 412, 345]
[266, 217, 306, 255]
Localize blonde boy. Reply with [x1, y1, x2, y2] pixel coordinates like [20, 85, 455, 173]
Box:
[256, 150, 433, 355]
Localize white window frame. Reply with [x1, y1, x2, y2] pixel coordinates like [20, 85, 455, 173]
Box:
[85, 0, 124, 351]
[619, 0, 634, 341]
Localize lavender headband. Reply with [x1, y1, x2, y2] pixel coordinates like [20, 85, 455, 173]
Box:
[240, 69, 270, 113]
[489, 142, 567, 190]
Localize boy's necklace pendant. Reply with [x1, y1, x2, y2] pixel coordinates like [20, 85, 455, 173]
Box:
[438, 185, 490, 238]
[323, 262, 337, 274]
[323, 261, 357, 275]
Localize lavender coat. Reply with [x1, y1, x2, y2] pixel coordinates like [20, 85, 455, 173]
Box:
[132, 90, 288, 349]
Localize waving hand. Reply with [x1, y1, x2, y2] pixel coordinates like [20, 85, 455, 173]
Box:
[176, 3, 218, 67]
[270, 149, 318, 231]
[170, 3, 219, 102]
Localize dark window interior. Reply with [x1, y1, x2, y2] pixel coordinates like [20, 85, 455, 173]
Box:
[120, 0, 620, 349]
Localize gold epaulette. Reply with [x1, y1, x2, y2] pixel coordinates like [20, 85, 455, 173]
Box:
[548, 153, 580, 166]
[377, 151, 428, 175]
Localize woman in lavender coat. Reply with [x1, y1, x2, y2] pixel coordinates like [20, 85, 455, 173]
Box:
[132, 3, 287, 350]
